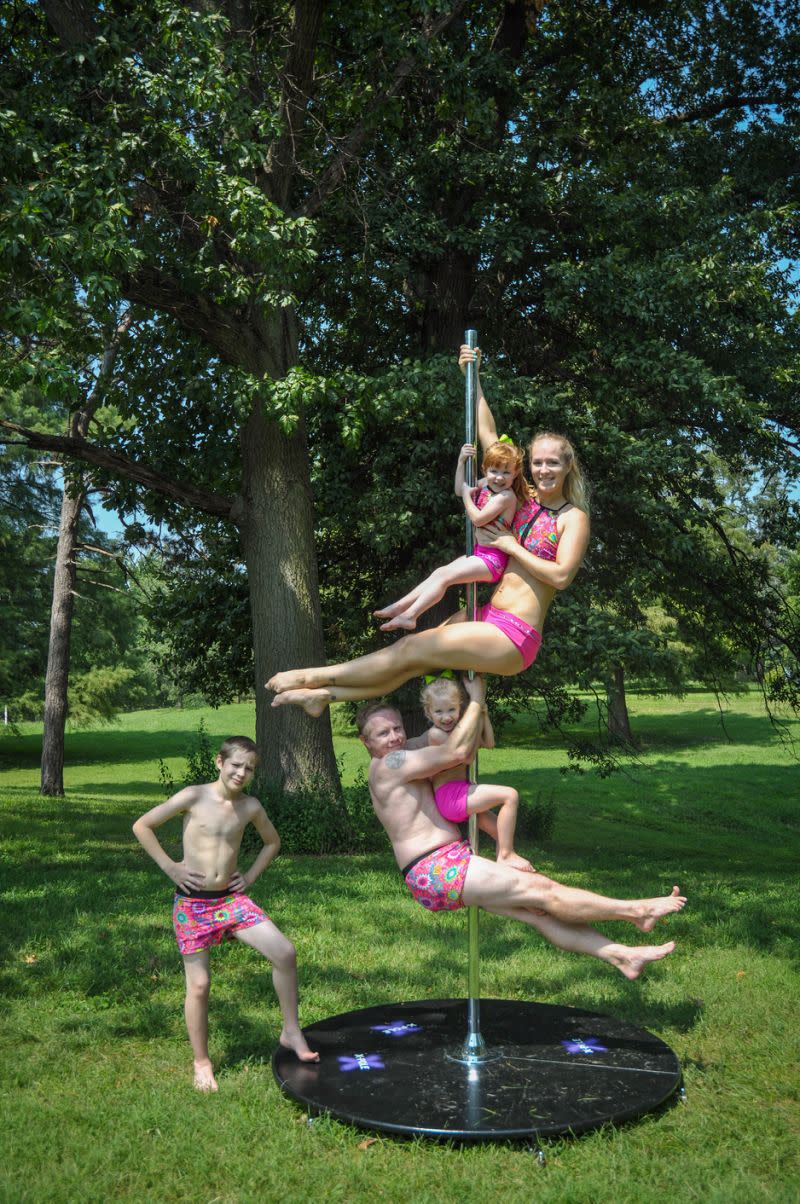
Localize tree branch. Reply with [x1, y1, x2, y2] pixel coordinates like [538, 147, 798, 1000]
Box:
[0, 421, 236, 521]
[298, 0, 470, 219]
[656, 92, 795, 127]
[120, 268, 268, 372]
[40, 0, 97, 49]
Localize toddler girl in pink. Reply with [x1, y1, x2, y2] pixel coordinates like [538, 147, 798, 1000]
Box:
[374, 438, 530, 631]
[420, 676, 533, 874]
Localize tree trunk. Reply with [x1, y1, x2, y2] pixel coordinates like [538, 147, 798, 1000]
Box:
[239, 403, 340, 795]
[606, 664, 634, 745]
[40, 481, 84, 795]
[419, 250, 478, 353]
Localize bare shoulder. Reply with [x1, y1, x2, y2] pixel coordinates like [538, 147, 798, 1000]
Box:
[562, 505, 589, 531]
[384, 750, 408, 769]
[172, 783, 204, 809]
[239, 791, 263, 815]
[427, 728, 448, 747]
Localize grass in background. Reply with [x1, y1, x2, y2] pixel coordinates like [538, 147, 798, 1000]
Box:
[1, 692, 799, 1203]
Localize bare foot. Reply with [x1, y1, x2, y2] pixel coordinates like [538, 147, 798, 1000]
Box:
[634, 886, 687, 933]
[379, 615, 417, 632]
[266, 669, 312, 694]
[193, 1060, 219, 1092]
[374, 602, 403, 619]
[280, 1028, 320, 1063]
[498, 852, 536, 873]
[271, 688, 330, 717]
[609, 940, 676, 981]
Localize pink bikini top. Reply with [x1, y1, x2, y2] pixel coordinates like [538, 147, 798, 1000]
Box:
[512, 498, 567, 561]
[476, 486, 513, 528]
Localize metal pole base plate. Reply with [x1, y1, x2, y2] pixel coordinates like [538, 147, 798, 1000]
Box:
[273, 997, 682, 1142]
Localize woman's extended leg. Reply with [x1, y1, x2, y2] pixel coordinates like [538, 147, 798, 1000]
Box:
[268, 620, 523, 704]
[483, 904, 676, 981]
[375, 556, 494, 631]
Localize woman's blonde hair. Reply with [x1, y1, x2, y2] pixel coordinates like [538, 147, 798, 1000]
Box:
[482, 439, 531, 506]
[529, 431, 589, 512]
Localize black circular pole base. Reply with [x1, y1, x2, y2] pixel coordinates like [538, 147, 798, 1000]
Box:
[273, 998, 682, 1142]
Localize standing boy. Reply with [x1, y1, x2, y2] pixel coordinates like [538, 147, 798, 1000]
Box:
[133, 735, 318, 1091]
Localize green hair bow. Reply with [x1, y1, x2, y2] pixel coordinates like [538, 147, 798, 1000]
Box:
[422, 670, 456, 685]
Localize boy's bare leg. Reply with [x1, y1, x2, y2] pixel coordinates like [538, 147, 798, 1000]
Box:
[484, 904, 677, 981]
[462, 856, 687, 930]
[236, 921, 319, 1062]
[183, 950, 218, 1091]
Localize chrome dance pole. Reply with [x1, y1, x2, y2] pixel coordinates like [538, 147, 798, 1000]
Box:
[460, 327, 489, 1063]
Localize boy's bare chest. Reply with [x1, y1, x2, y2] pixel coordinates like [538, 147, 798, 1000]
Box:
[186, 800, 246, 842]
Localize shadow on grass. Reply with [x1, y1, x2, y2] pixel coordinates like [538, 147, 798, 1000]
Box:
[2, 773, 798, 1055]
[0, 725, 233, 774]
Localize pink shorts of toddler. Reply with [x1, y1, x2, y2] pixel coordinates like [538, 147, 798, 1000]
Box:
[401, 839, 472, 911]
[172, 890, 269, 956]
[478, 602, 542, 670]
[434, 779, 470, 824]
[473, 544, 509, 584]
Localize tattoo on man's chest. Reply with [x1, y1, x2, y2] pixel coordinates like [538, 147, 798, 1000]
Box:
[385, 751, 406, 769]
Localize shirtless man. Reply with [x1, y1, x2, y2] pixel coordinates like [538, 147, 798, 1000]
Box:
[358, 677, 686, 980]
[133, 735, 318, 1091]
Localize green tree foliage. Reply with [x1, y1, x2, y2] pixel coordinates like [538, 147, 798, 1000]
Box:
[0, 396, 143, 726]
[1, 0, 798, 784]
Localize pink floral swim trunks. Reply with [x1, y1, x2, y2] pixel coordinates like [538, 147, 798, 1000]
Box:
[401, 839, 472, 911]
[172, 890, 269, 956]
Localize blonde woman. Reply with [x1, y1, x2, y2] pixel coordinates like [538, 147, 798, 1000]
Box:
[268, 346, 590, 714]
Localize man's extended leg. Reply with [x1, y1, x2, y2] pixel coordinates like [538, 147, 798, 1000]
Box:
[182, 950, 218, 1091]
[483, 904, 676, 980]
[235, 920, 319, 1062]
[462, 854, 686, 930]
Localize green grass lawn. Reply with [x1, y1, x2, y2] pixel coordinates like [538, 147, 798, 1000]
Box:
[1, 692, 799, 1203]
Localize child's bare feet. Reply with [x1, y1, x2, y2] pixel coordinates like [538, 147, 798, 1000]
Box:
[379, 614, 417, 632]
[280, 1028, 320, 1063]
[608, 940, 676, 980]
[270, 688, 330, 717]
[193, 1059, 219, 1092]
[633, 886, 687, 933]
[497, 851, 536, 873]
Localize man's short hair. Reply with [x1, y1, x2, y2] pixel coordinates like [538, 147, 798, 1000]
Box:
[218, 735, 259, 764]
[355, 702, 401, 738]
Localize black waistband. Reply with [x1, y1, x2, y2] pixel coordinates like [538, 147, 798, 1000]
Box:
[175, 887, 232, 900]
[400, 844, 450, 880]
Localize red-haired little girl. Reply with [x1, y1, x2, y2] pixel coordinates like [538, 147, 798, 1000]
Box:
[374, 439, 529, 632]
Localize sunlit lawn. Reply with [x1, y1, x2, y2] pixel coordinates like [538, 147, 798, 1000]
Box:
[1, 690, 798, 1202]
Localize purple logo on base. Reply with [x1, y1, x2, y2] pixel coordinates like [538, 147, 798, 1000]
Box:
[369, 1021, 422, 1037]
[561, 1036, 608, 1056]
[338, 1053, 386, 1072]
